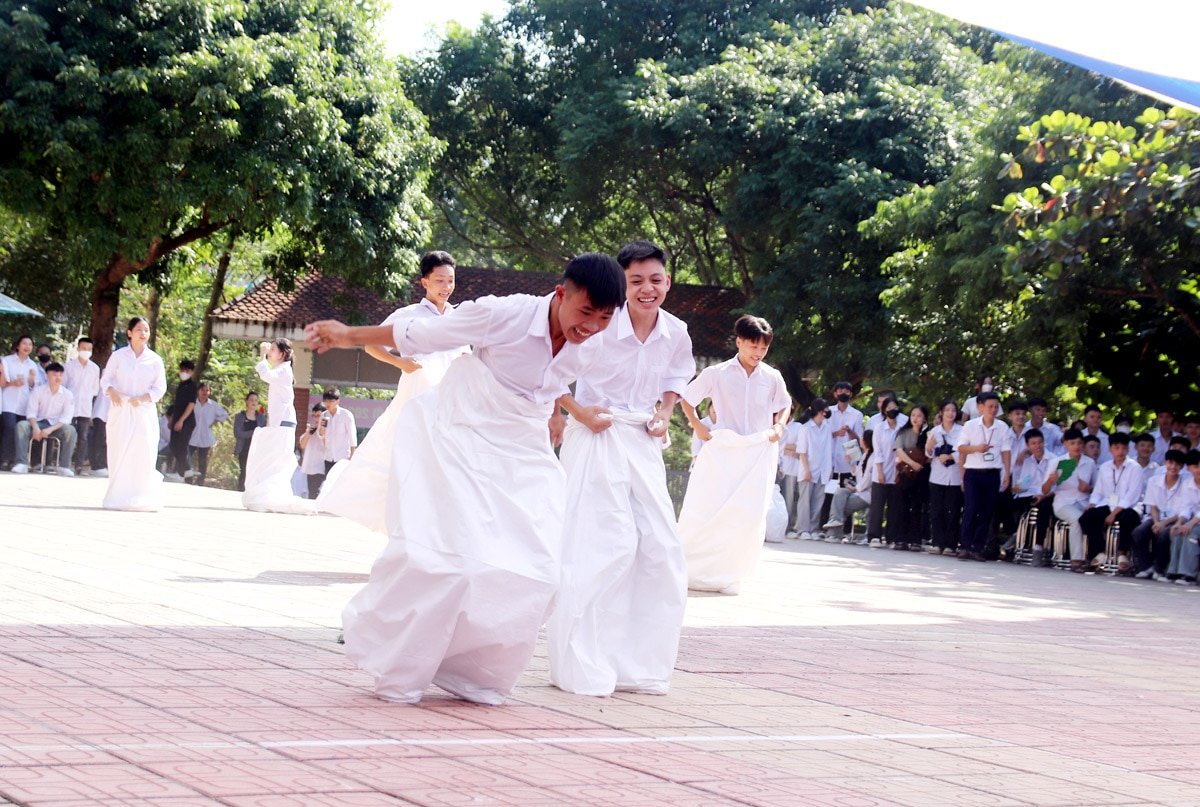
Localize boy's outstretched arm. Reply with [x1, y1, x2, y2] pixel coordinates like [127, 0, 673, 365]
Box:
[305, 321, 395, 353]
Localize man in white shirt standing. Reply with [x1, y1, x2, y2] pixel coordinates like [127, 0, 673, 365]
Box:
[63, 337, 101, 476]
[13, 362, 76, 475]
[547, 240, 695, 697]
[867, 397, 904, 547]
[1079, 432, 1144, 573]
[319, 388, 357, 474]
[187, 382, 229, 486]
[823, 380, 864, 525]
[1082, 404, 1110, 458]
[957, 392, 1012, 561]
[1027, 397, 1063, 456]
[1150, 410, 1176, 465]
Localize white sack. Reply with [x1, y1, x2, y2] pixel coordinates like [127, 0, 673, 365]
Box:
[765, 484, 788, 543]
[317, 363, 442, 532]
[547, 414, 687, 697]
[342, 354, 564, 705]
[678, 428, 778, 594]
[103, 401, 164, 512]
[241, 426, 316, 515]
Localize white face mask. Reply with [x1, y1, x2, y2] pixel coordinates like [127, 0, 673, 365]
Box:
[179, 371, 192, 381]
[980, 384, 994, 393]
[1116, 424, 1132, 434]
[76, 351, 92, 361]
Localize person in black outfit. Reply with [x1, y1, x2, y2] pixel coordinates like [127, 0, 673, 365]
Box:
[233, 390, 266, 491]
[165, 360, 198, 480]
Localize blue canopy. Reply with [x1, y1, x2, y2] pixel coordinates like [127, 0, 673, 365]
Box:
[0, 292, 42, 317]
[906, 1, 1200, 111]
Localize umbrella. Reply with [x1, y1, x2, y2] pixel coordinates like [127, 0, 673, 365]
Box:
[906, 1, 1200, 112]
[0, 292, 43, 317]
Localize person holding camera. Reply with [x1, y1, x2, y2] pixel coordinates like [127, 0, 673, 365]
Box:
[298, 402, 327, 499]
[927, 399, 964, 554]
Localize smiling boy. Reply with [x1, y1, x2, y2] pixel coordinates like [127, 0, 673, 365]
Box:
[305, 253, 625, 705]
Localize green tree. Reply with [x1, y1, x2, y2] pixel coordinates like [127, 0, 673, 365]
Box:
[0, 0, 438, 364]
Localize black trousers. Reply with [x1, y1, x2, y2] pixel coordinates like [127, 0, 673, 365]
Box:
[929, 483, 963, 551]
[90, 418, 107, 470]
[1079, 506, 1141, 560]
[169, 423, 195, 474]
[1009, 496, 1055, 546]
[71, 416, 92, 471]
[0, 410, 18, 465]
[191, 446, 211, 483]
[1132, 520, 1172, 574]
[896, 475, 930, 545]
[307, 473, 326, 500]
[867, 482, 902, 541]
[961, 468, 1001, 554]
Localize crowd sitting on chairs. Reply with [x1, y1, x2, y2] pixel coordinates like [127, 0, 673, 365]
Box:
[769, 374, 1200, 586]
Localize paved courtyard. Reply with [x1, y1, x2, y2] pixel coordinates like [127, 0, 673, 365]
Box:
[2, 473, 1200, 806]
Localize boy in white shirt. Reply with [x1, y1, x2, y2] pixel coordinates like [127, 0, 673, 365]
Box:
[319, 388, 358, 473]
[1006, 428, 1055, 564]
[1027, 397, 1063, 456]
[305, 253, 625, 705]
[957, 392, 1012, 561]
[781, 413, 805, 537]
[1082, 404, 1110, 457]
[680, 315, 791, 593]
[298, 403, 327, 499]
[1165, 451, 1200, 584]
[1044, 428, 1098, 571]
[1078, 431, 1144, 572]
[793, 399, 833, 538]
[63, 337, 100, 475]
[13, 362, 76, 475]
[547, 240, 695, 697]
[1150, 410, 1176, 464]
[866, 397, 904, 547]
[823, 381, 864, 525]
[1132, 449, 1187, 581]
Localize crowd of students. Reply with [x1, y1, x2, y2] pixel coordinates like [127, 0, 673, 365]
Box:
[769, 376, 1200, 584]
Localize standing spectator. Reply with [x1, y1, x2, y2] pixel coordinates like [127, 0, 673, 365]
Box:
[299, 403, 327, 498]
[63, 338, 101, 475]
[33, 343, 53, 385]
[100, 317, 168, 511]
[926, 400, 963, 555]
[232, 391, 265, 491]
[319, 388, 357, 474]
[962, 373, 1002, 420]
[164, 360, 198, 481]
[958, 392, 1012, 561]
[0, 335, 37, 470]
[793, 399, 832, 539]
[90, 384, 110, 477]
[866, 396, 904, 547]
[1027, 397, 1063, 456]
[823, 381, 864, 524]
[893, 404, 931, 551]
[12, 362, 76, 475]
[187, 382, 228, 486]
[780, 412, 804, 537]
[1151, 410, 1176, 465]
[1082, 404, 1110, 457]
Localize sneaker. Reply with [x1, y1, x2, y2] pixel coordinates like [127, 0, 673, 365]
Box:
[1175, 577, 1192, 586]
[1135, 568, 1154, 579]
[868, 538, 882, 547]
[956, 549, 970, 560]
[164, 472, 184, 482]
[1153, 572, 1171, 582]
[183, 469, 199, 479]
[11, 463, 28, 474]
[92, 468, 108, 477]
[927, 546, 943, 555]
[799, 532, 813, 540]
[853, 537, 869, 546]
[785, 530, 799, 540]
[56, 467, 75, 477]
[822, 519, 843, 530]
[824, 535, 841, 543]
[74, 468, 88, 477]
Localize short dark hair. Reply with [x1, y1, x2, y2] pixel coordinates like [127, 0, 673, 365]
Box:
[1027, 396, 1048, 409]
[1109, 432, 1131, 447]
[1082, 434, 1101, 446]
[833, 380, 853, 392]
[977, 391, 1001, 405]
[1084, 404, 1102, 416]
[734, 315, 773, 344]
[562, 252, 625, 311]
[616, 240, 667, 270]
[312, 402, 326, 413]
[44, 361, 64, 373]
[36, 343, 51, 353]
[77, 337, 92, 347]
[322, 388, 341, 401]
[1165, 449, 1187, 465]
[418, 250, 456, 278]
[1007, 399, 1028, 413]
[1187, 414, 1200, 426]
[179, 360, 195, 371]
[1113, 413, 1134, 426]
[1134, 432, 1155, 445]
[1024, 428, 1043, 443]
[1186, 449, 1200, 467]
[1170, 435, 1191, 448]
[1063, 427, 1083, 442]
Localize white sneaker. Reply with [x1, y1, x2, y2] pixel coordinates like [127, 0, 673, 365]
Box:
[824, 535, 841, 543]
[853, 537, 869, 546]
[11, 463, 28, 474]
[1153, 572, 1171, 582]
[869, 538, 882, 547]
[1175, 577, 1192, 586]
[785, 530, 799, 539]
[164, 472, 184, 482]
[92, 468, 108, 477]
[1135, 568, 1154, 579]
[822, 519, 843, 530]
[56, 467, 75, 477]
[183, 470, 198, 479]
[799, 532, 813, 540]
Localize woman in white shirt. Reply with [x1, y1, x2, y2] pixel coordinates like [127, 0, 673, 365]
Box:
[99, 318, 168, 511]
[1, 334, 37, 470]
[926, 400, 964, 554]
[242, 338, 313, 514]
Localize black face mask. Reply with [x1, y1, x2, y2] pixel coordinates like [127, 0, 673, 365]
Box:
[37, 354, 50, 364]
[885, 408, 901, 420]
[836, 393, 851, 403]
[823, 410, 832, 419]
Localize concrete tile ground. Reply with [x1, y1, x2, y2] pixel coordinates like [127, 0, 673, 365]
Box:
[2, 472, 1199, 806]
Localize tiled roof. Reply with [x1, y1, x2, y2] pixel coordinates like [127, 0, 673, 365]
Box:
[212, 268, 745, 359]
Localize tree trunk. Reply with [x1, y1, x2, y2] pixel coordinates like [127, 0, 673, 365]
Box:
[145, 287, 162, 352]
[195, 244, 232, 381]
[89, 255, 138, 369]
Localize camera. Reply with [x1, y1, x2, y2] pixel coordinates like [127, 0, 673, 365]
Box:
[933, 440, 955, 466]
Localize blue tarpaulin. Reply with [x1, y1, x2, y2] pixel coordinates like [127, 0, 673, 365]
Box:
[906, 1, 1200, 111]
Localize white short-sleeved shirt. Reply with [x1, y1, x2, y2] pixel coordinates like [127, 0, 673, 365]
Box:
[1030, 420, 1063, 456]
[392, 292, 602, 409]
[573, 305, 695, 414]
[300, 430, 326, 474]
[381, 297, 469, 381]
[959, 416, 1014, 471]
[828, 404, 864, 474]
[26, 384, 74, 427]
[927, 422, 963, 487]
[682, 357, 790, 437]
[1089, 460, 1145, 510]
[1, 354, 37, 415]
[780, 421, 803, 477]
[1152, 430, 1175, 465]
[963, 395, 1003, 420]
[871, 418, 904, 485]
[188, 399, 229, 448]
[1012, 453, 1052, 499]
[63, 359, 101, 419]
[1144, 473, 1187, 520]
[322, 406, 358, 462]
[255, 359, 296, 427]
[1044, 453, 1097, 508]
[1178, 476, 1200, 521]
[101, 346, 167, 404]
[798, 418, 834, 484]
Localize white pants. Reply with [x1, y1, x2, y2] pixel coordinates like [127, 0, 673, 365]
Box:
[1053, 498, 1086, 561]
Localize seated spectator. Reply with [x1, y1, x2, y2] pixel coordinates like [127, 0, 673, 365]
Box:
[1005, 429, 1055, 564]
[1165, 451, 1200, 585]
[1045, 428, 1097, 572]
[1184, 414, 1200, 450]
[824, 430, 873, 543]
[1132, 432, 1159, 486]
[1082, 404, 1109, 457]
[1028, 397, 1063, 456]
[1082, 434, 1102, 463]
[1079, 432, 1142, 573]
[1132, 449, 1187, 581]
[13, 362, 76, 475]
